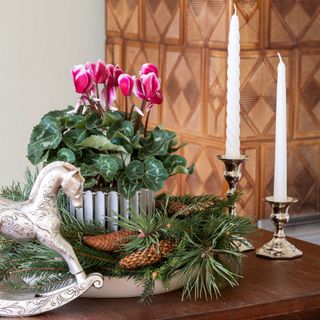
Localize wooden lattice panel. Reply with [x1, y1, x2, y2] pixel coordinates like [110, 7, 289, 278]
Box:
[240, 50, 292, 141]
[162, 46, 204, 135]
[106, 38, 123, 66]
[181, 139, 224, 196]
[238, 143, 258, 220]
[268, 0, 320, 48]
[144, 0, 182, 44]
[206, 50, 227, 139]
[235, 0, 261, 49]
[294, 48, 320, 138]
[106, 0, 320, 220]
[106, 0, 140, 39]
[162, 175, 182, 195]
[185, 0, 228, 48]
[261, 140, 320, 218]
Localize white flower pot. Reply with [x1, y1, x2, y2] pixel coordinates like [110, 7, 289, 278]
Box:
[68, 189, 155, 230]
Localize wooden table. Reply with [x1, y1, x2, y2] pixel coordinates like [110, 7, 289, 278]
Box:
[6, 230, 320, 319]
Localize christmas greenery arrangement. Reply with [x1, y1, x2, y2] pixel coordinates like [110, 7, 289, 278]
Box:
[27, 61, 193, 199]
[0, 171, 254, 303]
[1, 59, 254, 303]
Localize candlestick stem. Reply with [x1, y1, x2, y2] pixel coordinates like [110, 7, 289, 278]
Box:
[217, 154, 254, 252]
[256, 196, 303, 259]
[217, 155, 246, 216]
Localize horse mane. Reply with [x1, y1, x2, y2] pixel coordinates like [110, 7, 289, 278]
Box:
[29, 161, 77, 200]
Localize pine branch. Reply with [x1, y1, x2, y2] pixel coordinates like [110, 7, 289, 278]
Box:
[117, 209, 177, 254]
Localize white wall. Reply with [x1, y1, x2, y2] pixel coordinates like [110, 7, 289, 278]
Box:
[0, 0, 105, 186]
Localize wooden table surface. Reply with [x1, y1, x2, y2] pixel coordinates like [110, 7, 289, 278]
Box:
[5, 230, 320, 320]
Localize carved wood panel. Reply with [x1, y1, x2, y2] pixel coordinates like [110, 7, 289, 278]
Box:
[106, 0, 320, 220]
[294, 48, 320, 138]
[162, 46, 204, 135]
[240, 50, 293, 141]
[106, 0, 140, 39]
[185, 0, 228, 48]
[268, 0, 320, 48]
[143, 0, 183, 44]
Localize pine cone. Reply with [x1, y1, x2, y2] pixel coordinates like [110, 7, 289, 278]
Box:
[83, 230, 136, 252]
[167, 201, 188, 215]
[119, 240, 175, 269]
[191, 199, 215, 215]
[157, 199, 215, 217]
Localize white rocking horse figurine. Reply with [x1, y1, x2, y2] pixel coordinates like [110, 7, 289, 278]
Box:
[0, 161, 103, 317]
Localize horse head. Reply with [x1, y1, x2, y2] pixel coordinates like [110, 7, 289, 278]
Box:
[61, 163, 85, 208]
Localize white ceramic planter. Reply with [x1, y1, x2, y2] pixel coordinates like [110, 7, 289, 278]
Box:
[82, 272, 185, 298]
[68, 189, 155, 230]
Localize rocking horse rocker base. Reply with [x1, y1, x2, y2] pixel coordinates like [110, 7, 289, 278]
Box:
[0, 273, 103, 317]
[0, 162, 104, 317]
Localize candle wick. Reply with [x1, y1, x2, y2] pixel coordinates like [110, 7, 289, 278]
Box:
[277, 52, 283, 63]
[233, 3, 237, 15]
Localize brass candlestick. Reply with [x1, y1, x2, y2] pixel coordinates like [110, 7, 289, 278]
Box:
[256, 196, 303, 259]
[217, 155, 254, 252]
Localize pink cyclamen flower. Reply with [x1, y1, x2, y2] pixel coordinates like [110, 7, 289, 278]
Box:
[133, 72, 162, 105]
[118, 74, 135, 96]
[101, 86, 117, 110]
[150, 89, 163, 105]
[86, 60, 108, 84]
[106, 64, 123, 87]
[140, 63, 159, 77]
[142, 73, 160, 98]
[146, 90, 163, 112]
[72, 64, 94, 94]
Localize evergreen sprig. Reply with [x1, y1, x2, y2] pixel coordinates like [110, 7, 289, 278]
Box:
[116, 209, 177, 254]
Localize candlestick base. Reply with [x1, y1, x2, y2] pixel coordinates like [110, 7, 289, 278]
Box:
[217, 154, 254, 252]
[256, 196, 303, 260]
[235, 238, 255, 252]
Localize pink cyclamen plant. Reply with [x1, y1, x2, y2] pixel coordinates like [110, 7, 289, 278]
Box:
[71, 59, 163, 136]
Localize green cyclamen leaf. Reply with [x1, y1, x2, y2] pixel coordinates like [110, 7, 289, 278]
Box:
[57, 148, 76, 163]
[93, 155, 123, 182]
[62, 128, 89, 151]
[85, 112, 104, 130]
[139, 130, 176, 159]
[80, 135, 127, 153]
[107, 120, 134, 139]
[27, 117, 62, 165]
[84, 177, 97, 189]
[80, 164, 98, 177]
[65, 114, 86, 129]
[103, 112, 122, 127]
[117, 174, 142, 199]
[163, 155, 187, 175]
[40, 109, 66, 125]
[142, 158, 168, 191]
[125, 160, 144, 181]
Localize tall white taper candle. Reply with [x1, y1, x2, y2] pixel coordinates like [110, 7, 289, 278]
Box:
[226, 4, 241, 159]
[273, 53, 287, 202]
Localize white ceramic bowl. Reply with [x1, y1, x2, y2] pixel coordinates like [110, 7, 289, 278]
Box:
[82, 272, 185, 298]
